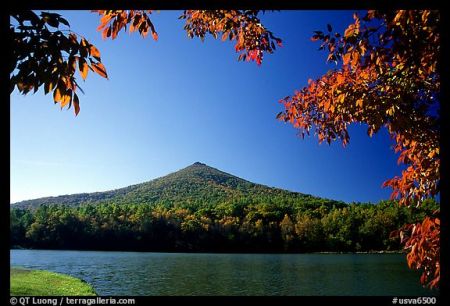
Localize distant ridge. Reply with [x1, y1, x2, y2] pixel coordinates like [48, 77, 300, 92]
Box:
[12, 162, 343, 209]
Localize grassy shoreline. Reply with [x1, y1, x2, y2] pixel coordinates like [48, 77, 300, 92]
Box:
[10, 267, 96, 296]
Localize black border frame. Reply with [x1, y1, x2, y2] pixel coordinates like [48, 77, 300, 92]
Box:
[4, 1, 448, 305]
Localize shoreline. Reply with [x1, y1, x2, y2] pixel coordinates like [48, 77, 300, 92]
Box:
[10, 266, 96, 296]
[10, 247, 405, 255]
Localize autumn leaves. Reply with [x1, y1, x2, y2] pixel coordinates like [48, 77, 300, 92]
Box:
[11, 10, 284, 116]
[10, 11, 108, 115]
[95, 10, 159, 41]
[278, 10, 440, 288]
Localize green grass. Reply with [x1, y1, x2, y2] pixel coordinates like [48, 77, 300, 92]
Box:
[10, 267, 96, 296]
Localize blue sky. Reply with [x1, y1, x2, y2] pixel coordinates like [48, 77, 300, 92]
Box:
[11, 10, 402, 203]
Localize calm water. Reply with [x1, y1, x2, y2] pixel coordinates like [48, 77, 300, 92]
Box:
[10, 249, 437, 296]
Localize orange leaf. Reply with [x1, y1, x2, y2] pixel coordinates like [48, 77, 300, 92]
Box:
[60, 93, 71, 108]
[53, 87, 62, 102]
[343, 53, 351, 65]
[344, 24, 359, 38]
[344, 26, 353, 38]
[73, 93, 80, 116]
[100, 14, 112, 27]
[91, 62, 108, 79]
[221, 32, 228, 41]
[90, 45, 101, 59]
[420, 273, 427, 284]
[79, 59, 88, 80]
[112, 27, 118, 39]
[351, 52, 360, 67]
[152, 31, 158, 41]
[102, 28, 109, 39]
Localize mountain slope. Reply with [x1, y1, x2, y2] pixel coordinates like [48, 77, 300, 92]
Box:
[12, 162, 344, 209]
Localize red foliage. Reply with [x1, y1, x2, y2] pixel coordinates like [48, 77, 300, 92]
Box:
[277, 10, 440, 288]
[94, 10, 159, 41]
[94, 10, 282, 66]
[402, 214, 440, 288]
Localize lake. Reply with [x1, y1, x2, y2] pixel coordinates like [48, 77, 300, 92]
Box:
[10, 249, 437, 296]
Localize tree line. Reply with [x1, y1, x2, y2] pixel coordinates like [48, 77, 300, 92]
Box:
[11, 199, 438, 253]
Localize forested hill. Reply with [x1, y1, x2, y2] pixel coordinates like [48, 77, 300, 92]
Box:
[10, 162, 439, 252]
[11, 162, 344, 210]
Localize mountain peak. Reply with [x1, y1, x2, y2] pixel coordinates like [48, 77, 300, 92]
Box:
[12, 162, 339, 210]
[192, 162, 206, 166]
